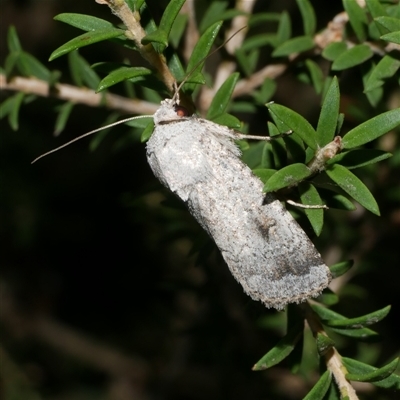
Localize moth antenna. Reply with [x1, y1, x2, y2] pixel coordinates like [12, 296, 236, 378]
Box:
[172, 26, 247, 103]
[31, 115, 153, 164]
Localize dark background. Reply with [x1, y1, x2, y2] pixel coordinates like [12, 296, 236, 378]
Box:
[1, 1, 399, 399]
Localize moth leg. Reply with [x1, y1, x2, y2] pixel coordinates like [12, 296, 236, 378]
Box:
[287, 200, 329, 210]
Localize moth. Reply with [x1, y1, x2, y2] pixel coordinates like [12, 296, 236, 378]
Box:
[146, 98, 331, 310]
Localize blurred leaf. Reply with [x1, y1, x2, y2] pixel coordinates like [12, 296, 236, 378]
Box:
[374, 16, 400, 33]
[272, 36, 314, 57]
[253, 168, 277, 183]
[343, 357, 400, 389]
[316, 76, 339, 147]
[325, 305, 391, 328]
[199, 2, 243, 33]
[326, 164, 380, 215]
[380, 31, 400, 45]
[169, 13, 188, 48]
[7, 25, 22, 52]
[276, 11, 292, 45]
[298, 182, 324, 236]
[252, 323, 303, 370]
[296, 0, 316, 35]
[332, 45, 373, 70]
[89, 112, 121, 151]
[140, 120, 155, 142]
[327, 149, 392, 169]
[17, 52, 51, 81]
[305, 59, 324, 94]
[184, 21, 223, 92]
[54, 101, 75, 136]
[236, 48, 259, 76]
[329, 260, 354, 279]
[252, 78, 276, 104]
[211, 113, 241, 129]
[264, 163, 311, 192]
[141, 0, 186, 50]
[54, 13, 115, 31]
[317, 289, 339, 306]
[207, 73, 239, 120]
[343, 0, 368, 41]
[49, 28, 125, 61]
[240, 34, 277, 52]
[303, 370, 332, 400]
[4, 52, 19, 77]
[6, 92, 25, 131]
[365, 0, 388, 35]
[342, 109, 400, 149]
[322, 42, 347, 61]
[68, 51, 100, 90]
[268, 103, 317, 149]
[364, 55, 400, 92]
[97, 66, 152, 92]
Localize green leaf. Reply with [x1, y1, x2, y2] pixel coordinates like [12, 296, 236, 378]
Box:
[264, 163, 311, 192]
[8, 92, 25, 131]
[68, 51, 100, 90]
[296, 0, 316, 36]
[330, 326, 380, 340]
[97, 66, 152, 92]
[272, 36, 314, 57]
[321, 191, 356, 211]
[7, 25, 22, 52]
[343, 0, 368, 42]
[329, 260, 354, 278]
[375, 16, 400, 33]
[342, 357, 400, 389]
[265, 122, 287, 169]
[252, 78, 276, 104]
[17, 52, 51, 81]
[184, 21, 223, 92]
[365, 0, 388, 29]
[316, 333, 335, 356]
[316, 76, 340, 147]
[322, 42, 347, 61]
[207, 73, 239, 120]
[364, 55, 400, 92]
[346, 358, 399, 383]
[317, 289, 339, 306]
[252, 323, 303, 370]
[4, 52, 19, 77]
[380, 31, 400, 45]
[0, 96, 16, 120]
[298, 183, 324, 236]
[54, 13, 115, 31]
[49, 28, 125, 61]
[303, 370, 332, 400]
[326, 163, 380, 215]
[240, 34, 277, 52]
[211, 113, 241, 129]
[276, 11, 291, 45]
[253, 168, 277, 183]
[169, 13, 188, 48]
[199, 2, 243, 33]
[342, 108, 400, 149]
[268, 103, 317, 149]
[140, 120, 155, 142]
[327, 149, 392, 169]
[325, 305, 391, 329]
[54, 101, 75, 136]
[141, 0, 186, 49]
[305, 59, 324, 94]
[332, 44, 373, 70]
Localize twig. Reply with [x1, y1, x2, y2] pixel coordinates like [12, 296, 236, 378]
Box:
[302, 302, 359, 400]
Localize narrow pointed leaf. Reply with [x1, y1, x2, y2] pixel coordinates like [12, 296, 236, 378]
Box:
[49, 28, 125, 61]
[332, 44, 373, 70]
[276, 11, 291, 45]
[54, 13, 115, 31]
[252, 323, 303, 370]
[140, 120, 155, 142]
[343, 0, 368, 41]
[328, 149, 392, 169]
[268, 103, 317, 149]
[253, 169, 277, 183]
[346, 358, 399, 383]
[54, 101, 75, 136]
[207, 73, 239, 120]
[97, 67, 152, 92]
[342, 357, 400, 389]
[380, 31, 400, 45]
[298, 182, 324, 236]
[329, 260, 354, 278]
[316, 334, 335, 356]
[322, 42, 347, 61]
[211, 113, 241, 129]
[303, 370, 332, 400]
[7, 26, 22, 52]
[272, 36, 314, 57]
[374, 16, 400, 33]
[364, 55, 400, 92]
[316, 76, 340, 147]
[68, 51, 100, 90]
[18, 52, 51, 81]
[305, 59, 324, 94]
[329, 327, 380, 340]
[325, 305, 391, 328]
[296, 0, 316, 35]
[264, 163, 311, 192]
[326, 164, 380, 215]
[8, 92, 25, 131]
[342, 109, 400, 149]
